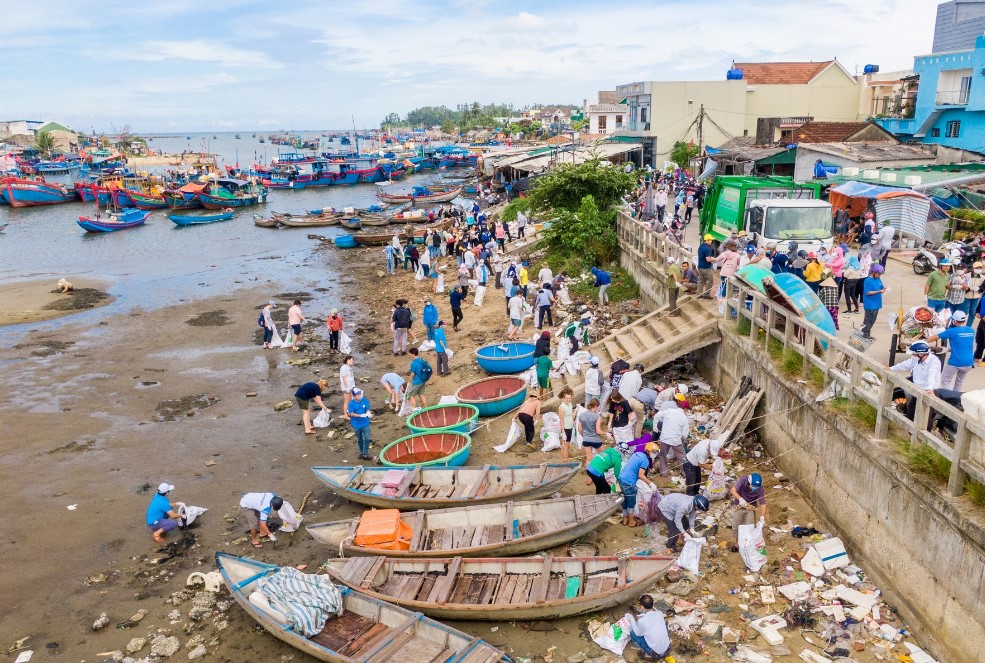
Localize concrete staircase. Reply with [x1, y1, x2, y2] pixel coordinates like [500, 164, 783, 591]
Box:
[544, 296, 722, 407]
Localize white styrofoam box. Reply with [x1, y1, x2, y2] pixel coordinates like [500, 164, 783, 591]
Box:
[843, 167, 860, 176]
[863, 169, 880, 179]
[880, 173, 897, 182]
[904, 175, 923, 185]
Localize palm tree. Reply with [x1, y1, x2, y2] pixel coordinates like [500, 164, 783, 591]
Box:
[33, 130, 56, 157]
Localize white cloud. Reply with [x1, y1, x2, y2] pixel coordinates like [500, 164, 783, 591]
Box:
[127, 40, 281, 69]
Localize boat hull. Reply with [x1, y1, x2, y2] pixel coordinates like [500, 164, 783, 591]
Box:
[455, 376, 528, 416]
[77, 210, 150, 232]
[379, 432, 471, 468]
[4, 180, 76, 207]
[405, 404, 479, 435]
[128, 192, 170, 209]
[169, 208, 234, 225]
[324, 555, 675, 620]
[310, 462, 581, 511]
[197, 192, 267, 209]
[475, 342, 537, 374]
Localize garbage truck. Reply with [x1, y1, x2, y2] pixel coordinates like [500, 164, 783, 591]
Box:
[699, 176, 833, 254]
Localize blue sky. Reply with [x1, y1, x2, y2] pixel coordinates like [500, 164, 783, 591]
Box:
[1, 0, 938, 132]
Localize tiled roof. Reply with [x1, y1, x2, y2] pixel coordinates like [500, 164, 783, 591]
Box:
[787, 121, 870, 143]
[732, 61, 833, 85]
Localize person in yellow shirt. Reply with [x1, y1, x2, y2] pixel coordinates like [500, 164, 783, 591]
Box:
[803, 253, 824, 293]
[519, 261, 530, 297]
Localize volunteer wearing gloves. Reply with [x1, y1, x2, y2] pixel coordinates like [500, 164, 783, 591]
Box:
[729, 473, 766, 550]
[347, 388, 373, 460]
[885, 340, 941, 421]
[239, 492, 284, 549]
[652, 400, 689, 477]
[146, 482, 181, 543]
[617, 443, 658, 528]
[657, 493, 710, 555]
[629, 594, 671, 661]
[682, 437, 724, 496]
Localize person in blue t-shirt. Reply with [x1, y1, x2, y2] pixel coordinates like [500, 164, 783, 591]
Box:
[617, 445, 658, 527]
[433, 320, 451, 376]
[860, 264, 887, 340]
[927, 309, 977, 390]
[591, 267, 612, 305]
[422, 299, 439, 340]
[146, 482, 181, 542]
[697, 234, 716, 299]
[406, 347, 431, 410]
[347, 388, 373, 460]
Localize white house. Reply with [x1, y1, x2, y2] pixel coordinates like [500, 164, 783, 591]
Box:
[587, 104, 628, 135]
[0, 120, 43, 136]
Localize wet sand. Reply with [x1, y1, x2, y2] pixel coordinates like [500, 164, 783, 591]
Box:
[0, 240, 925, 662]
[0, 277, 113, 326]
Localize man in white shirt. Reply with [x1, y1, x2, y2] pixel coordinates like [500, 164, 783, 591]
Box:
[683, 437, 724, 496]
[629, 594, 671, 660]
[877, 220, 896, 268]
[535, 287, 555, 329]
[654, 189, 668, 224]
[261, 300, 276, 349]
[652, 401, 689, 477]
[340, 355, 355, 419]
[239, 492, 284, 548]
[538, 265, 553, 287]
[886, 341, 941, 421]
[583, 356, 603, 407]
[618, 363, 645, 436]
[507, 292, 525, 340]
[516, 211, 528, 237]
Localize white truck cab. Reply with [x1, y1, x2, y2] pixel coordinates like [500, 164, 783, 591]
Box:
[745, 198, 834, 255]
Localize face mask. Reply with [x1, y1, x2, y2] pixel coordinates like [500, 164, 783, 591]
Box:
[976, 270, 983, 275]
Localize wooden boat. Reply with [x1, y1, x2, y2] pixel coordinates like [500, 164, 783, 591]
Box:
[306, 494, 622, 558]
[323, 554, 676, 621]
[169, 207, 234, 225]
[216, 553, 507, 663]
[197, 178, 269, 209]
[359, 214, 391, 227]
[310, 462, 581, 511]
[455, 376, 527, 417]
[77, 208, 150, 232]
[379, 432, 471, 469]
[406, 404, 479, 435]
[341, 217, 362, 230]
[276, 212, 342, 228]
[377, 185, 463, 205]
[128, 190, 170, 209]
[253, 214, 279, 228]
[353, 232, 400, 247]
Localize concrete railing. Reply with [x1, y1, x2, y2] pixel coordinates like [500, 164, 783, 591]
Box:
[724, 279, 985, 498]
[616, 209, 694, 267]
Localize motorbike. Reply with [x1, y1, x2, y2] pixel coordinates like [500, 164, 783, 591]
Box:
[912, 241, 984, 275]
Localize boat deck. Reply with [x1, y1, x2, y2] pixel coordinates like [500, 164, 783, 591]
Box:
[348, 464, 572, 500]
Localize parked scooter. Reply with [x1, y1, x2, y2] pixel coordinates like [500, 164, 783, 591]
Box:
[912, 241, 985, 275]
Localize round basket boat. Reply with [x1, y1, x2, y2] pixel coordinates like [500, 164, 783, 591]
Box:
[406, 403, 480, 435]
[379, 431, 472, 468]
[455, 376, 528, 417]
[333, 235, 358, 249]
[475, 342, 537, 374]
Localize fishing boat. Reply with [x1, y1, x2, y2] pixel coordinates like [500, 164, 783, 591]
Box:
[340, 217, 362, 230]
[455, 376, 528, 416]
[306, 494, 622, 558]
[377, 185, 463, 205]
[379, 432, 472, 469]
[474, 343, 537, 374]
[310, 462, 581, 511]
[2, 176, 77, 207]
[216, 553, 507, 663]
[253, 214, 279, 228]
[169, 208, 234, 225]
[333, 235, 358, 249]
[128, 190, 170, 209]
[323, 554, 675, 621]
[359, 213, 391, 227]
[762, 273, 836, 347]
[196, 178, 269, 209]
[406, 404, 479, 435]
[276, 211, 343, 228]
[352, 231, 400, 247]
[162, 183, 206, 209]
[77, 208, 150, 233]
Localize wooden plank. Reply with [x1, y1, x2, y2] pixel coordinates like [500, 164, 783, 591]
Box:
[476, 576, 497, 605]
[505, 502, 515, 541]
[416, 575, 437, 601]
[395, 467, 420, 498]
[574, 497, 585, 522]
[364, 631, 415, 663]
[532, 463, 549, 485]
[392, 637, 446, 663]
[451, 574, 477, 604]
[484, 525, 505, 545]
[464, 464, 491, 499]
[469, 526, 484, 549]
[426, 648, 456, 663]
[617, 558, 627, 588]
[600, 576, 618, 593]
[408, 511, 427, 553]
[530, 555, 553, 604]
[341, 622, 390, 657]
[493, 575, 517, 604]
[400, 575, 426, 601]
[546, 575, 566, 601]
[310, 612, 376, 651]
[357, 615, 418, 663]
[362, 556, 387, 589]
[513, 574, 534, 603]
[433, 556, 462, 605]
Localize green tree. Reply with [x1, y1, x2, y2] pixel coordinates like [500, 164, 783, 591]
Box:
[670, 140, 699, 168]
[440, 119, 456, 134]
[570, 118, 589, 132]
[526, 158, 636, 215]
[542, 195, 619, 269]
[33, 130, 56, 157]
[380, 112, 401, 129]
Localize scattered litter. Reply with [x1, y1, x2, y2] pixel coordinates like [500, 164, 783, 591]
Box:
[749, 615, 786, 646]
[14, 652, 33, 663]
[588, 615, 631, 655]
[66, 504, 77, 510]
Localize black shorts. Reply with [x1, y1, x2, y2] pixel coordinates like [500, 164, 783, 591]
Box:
[291, 324, 302, 335]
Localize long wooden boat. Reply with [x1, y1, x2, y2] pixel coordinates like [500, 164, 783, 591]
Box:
[128, 190, 170, 209]
[377, 185, 463, 205]
[353, 232, 399, 247]
[253, 214, 279, 228]
[341, 217, 362, 230]
[359, 214, 391, 227]
[311, 462, 581, 511]
[323, 554, 675, 621]
[169, 208, 234, 225]
[276, 212, 342, 228]
[216, 553, 507, 663]
[77, 209, 151, 233]
[306, 494, 621, 558]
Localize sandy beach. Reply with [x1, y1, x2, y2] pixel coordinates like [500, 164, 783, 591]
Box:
[0, 277, 114, 326]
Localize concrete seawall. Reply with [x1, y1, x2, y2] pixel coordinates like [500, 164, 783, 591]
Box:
[615, 214, 985, 662]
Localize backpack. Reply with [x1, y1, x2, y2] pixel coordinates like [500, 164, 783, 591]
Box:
[258, 312, 266, 327]
[418, 360, 433, 382]
[394, 307, 412, 328]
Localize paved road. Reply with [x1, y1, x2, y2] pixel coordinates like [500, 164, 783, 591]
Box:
[673, 215, 985, 392]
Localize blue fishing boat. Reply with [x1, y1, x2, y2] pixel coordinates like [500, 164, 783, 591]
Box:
[333, 235, 358, 248]
[762, 273, 836, 347]
[475, 342, 537, 374]
[169, 207, 234, 225]
[196, 178, 268, 209]
[455, 376, 528, 416]
[77, 208, 150, 233]
[406, 404, 480, 435]
[379, 431, 472, 469]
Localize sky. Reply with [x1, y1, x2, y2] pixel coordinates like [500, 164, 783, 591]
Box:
[0, 0, 940, 132]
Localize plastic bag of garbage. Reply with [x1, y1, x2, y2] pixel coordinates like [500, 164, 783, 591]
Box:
[676, 534, 706, 574]
[738, 518, 768, 572]
[540, 412, 562, 451]
[339, 331, 353, 355]
[313, 408, 332, 428]
[494, 420, 523, 453]
[635, 480, 655, 522]
[398, 399, 415, 417]
[473, 285, 486, 306]
[415, 265, 425, 280]
[572, 405, 586, 447]
[589, 614, 632, 656]
[557, 286, 572, 305]
[556, 337, 571, 362]
[418, 340, 436, 352]
[436, 274, 445, 293]
[268, 323, 284, 347]
[176, 502, 207, 526]
[280, 327, 295, 348]
[703, 457, 728, 501]
[277, 500, 303, 533]
[518, 368, 538, 388]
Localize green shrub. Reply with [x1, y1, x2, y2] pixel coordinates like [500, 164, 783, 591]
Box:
[897, 438, 951, 482]
[965, 478, 985, 506]
[500, 197, 531, 223]
[736, 317, 752, 336]
[566, 266, 640, 304]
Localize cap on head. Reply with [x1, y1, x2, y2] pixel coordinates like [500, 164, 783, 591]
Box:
[703, 233, 714, 241]
[865, 212, 874, 219]
[351, 387, 363, 396]
[667, 256, 677, 264]
[331, 308, 338, 314]
[158, 482, 175, 494]
[270, 496, 284, 511]
[745, 245, 756, 254]
[750, 473, 763, 488]
[268, 300, 276, 307]
[644, 442, 659, 455]
[940, 259, 951, 266]
[909, 341, 931, 355]
[590, 356, 599, 366]
[870, 264, 884, 274]
[633, 363, 644, 371]
[693, 495, 710, 511]
[808, 252, 817, 259]
[952, 310, 968, 322]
